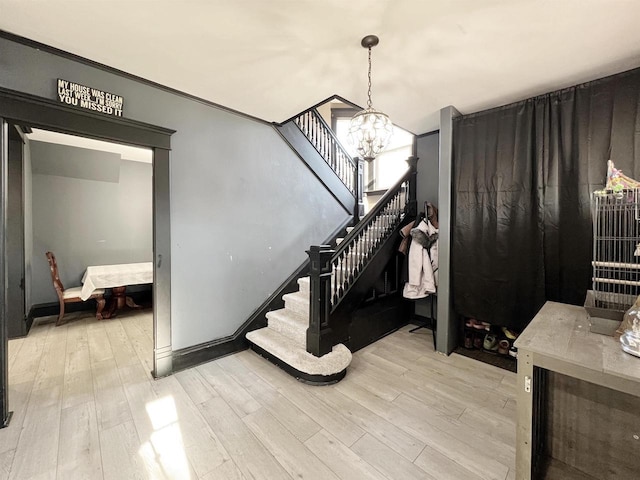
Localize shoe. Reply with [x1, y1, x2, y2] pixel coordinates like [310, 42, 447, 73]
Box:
[466, 318, 490, 331]
[509, 346, 518, 358]
[502, 327, 518, 340]
[464, 331, 474, 349]
[483, 334, 498, 352]
[498, 339, 510, 355]
[465, 318, 480, 329]
[473, 334, 483, 349]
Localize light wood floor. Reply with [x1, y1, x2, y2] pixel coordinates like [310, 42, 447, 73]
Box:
[1, 311, 517, 480]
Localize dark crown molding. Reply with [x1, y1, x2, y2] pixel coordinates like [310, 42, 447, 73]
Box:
[0, 29, 271, 126]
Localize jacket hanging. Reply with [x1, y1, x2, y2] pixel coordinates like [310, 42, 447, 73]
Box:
[403, 218, 438, 299]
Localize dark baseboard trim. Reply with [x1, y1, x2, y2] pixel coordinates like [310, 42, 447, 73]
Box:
[25, 307, 34, 333]
[30, 300, 94, 319]
[171, 218, 353, 372]
[249, 343, 347, 385]
[170, 258, 310, 372]
[29, 289, 153, 320]
[0, 411, 13, 429]
[172, 335, 249, 373]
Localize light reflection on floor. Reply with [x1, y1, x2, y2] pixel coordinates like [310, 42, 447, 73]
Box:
[140, 395, 192, 479]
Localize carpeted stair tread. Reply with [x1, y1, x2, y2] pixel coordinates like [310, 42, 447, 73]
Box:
[297, 276, 310, 294]
[265, 308, 307, 345]
[282, 290, 309, 316]
[246, 327, 351, 376]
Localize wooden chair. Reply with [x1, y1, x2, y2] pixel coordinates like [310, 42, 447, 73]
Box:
[45, 252, 106, 326]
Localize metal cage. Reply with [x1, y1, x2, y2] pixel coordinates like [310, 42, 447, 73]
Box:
[591, 189, 640, 312]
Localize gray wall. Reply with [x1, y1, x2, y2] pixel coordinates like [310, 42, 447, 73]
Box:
[0, 36, 350, 349]
[30, 141, 153, 305]
[31, 141, 121, 182]
[416, 131, 439, 209]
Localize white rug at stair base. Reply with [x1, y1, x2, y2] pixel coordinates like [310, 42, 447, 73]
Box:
[246, 327, 352, 377]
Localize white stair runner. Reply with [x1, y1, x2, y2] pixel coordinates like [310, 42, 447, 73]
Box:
[246, 275, 352, 378]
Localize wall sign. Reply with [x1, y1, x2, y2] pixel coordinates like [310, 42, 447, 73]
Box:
[57, 79, 124, 117]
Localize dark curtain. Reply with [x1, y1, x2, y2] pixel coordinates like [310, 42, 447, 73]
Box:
[452, 67, 640, 331]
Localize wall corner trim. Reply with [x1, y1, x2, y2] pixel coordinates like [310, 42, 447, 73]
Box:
[437, 105, 461, 355]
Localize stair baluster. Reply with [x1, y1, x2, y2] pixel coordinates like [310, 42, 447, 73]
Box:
[306, 156, 418, 356]
[291, 108, 357, 196]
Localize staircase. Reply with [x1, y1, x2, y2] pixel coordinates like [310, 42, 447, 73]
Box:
[246, 224, 368, 384]
[245, 223, 380, 384]
[246, 274, 352, 384]
[246, 104, 417, 385]
[246, 177, 413, 384]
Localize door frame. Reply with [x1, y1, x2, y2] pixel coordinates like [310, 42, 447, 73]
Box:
[6, 125, 26, 338]
[0, 87, 175, 425]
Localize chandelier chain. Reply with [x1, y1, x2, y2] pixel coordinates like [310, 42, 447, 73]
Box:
[367, 47, 373, 109]
[348, 35, 392, 161]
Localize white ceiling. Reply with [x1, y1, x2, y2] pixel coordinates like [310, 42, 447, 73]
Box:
[2, 0, 640, 134]
[27, 129, 153, 163]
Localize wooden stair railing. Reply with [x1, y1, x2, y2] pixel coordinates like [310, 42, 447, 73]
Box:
[292, 108, 365, 220]
[293, 108, 358, 195]
[307, 156, 418, 356]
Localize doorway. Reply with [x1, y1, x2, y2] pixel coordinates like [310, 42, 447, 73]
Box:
[0, 87, 174, 426]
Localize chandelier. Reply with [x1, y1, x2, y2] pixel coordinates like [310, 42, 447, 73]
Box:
[348, 35, 393, 161]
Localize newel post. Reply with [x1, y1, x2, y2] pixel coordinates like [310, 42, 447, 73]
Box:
[354, 157, 365, 222]
[406, 155, 419, 218]
[307, 245, 334, 357]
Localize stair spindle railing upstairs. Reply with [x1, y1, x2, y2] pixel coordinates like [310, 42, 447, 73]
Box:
[307, 157, 419, 357]
[293, 108, 357, 196]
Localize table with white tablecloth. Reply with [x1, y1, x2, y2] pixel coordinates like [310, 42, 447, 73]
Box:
[81, 262, 153, 318]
